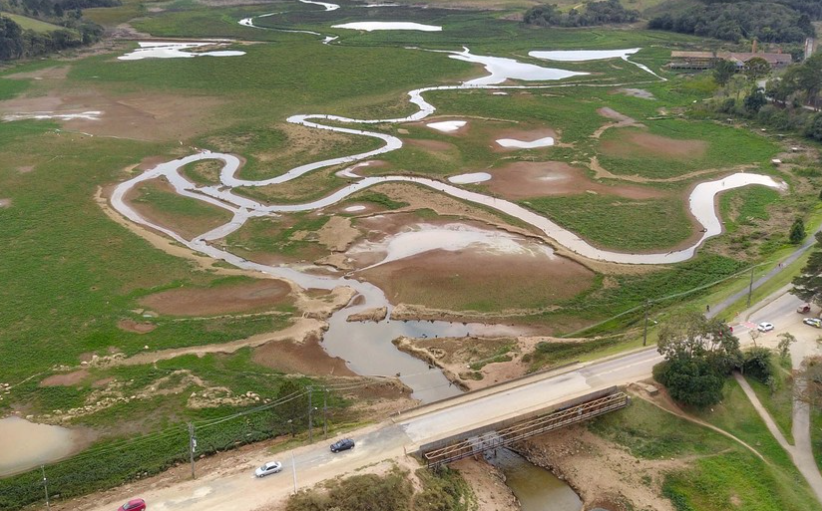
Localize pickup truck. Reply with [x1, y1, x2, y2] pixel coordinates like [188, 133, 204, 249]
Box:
[798, 304, 812, 313]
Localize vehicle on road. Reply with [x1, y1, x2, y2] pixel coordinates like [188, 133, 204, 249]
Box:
[255, 461, 283, 477]
[330, 438, 355, 453]
[757, 322, 775, 332]
[804, 318, 822, 328]
[118, 499, 146, 511]
[798, 304, 812, 313]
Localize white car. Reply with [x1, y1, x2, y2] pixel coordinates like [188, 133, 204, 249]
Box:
[255, 461, 283, 477]
[757, 322, 775, 332]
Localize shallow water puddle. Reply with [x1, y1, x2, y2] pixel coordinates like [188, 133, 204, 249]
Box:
[332, 22, 442, 31]
[496, 137, 554, 149]
[448, 172, 491, 184]
[0, 417, 82, 476]
[119, 42, 246, 61]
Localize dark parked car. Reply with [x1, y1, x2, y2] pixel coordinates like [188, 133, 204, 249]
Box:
[118, 499, 146, 511]
[330, 438, 355, 453]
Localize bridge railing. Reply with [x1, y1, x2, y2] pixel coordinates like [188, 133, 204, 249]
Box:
[421, 391, 629, 469]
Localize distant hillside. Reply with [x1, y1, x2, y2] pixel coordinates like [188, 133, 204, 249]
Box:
[0, 11, 64, 32]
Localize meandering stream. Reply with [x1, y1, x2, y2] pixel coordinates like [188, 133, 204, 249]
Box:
[106, 3, 785, 401]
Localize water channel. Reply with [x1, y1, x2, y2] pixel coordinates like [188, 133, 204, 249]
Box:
[486, 448, 583, 511]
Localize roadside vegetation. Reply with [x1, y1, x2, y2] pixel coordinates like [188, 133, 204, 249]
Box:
[285, 465, 476, 511]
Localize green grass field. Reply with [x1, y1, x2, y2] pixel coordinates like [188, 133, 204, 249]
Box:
[592, 398, 821, 511]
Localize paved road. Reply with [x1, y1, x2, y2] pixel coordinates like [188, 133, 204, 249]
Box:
[80, 348, 664, 511]
[709, 227, 819, 320]
[80, 290, 817, 511]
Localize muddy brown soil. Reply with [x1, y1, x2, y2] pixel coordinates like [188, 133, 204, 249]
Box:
[361, 247, 593, 314]
[40, 370, 90, 387]
[253, 332, 355, 377]
[117, 319, 157, 334]
[451, 457, 519, 511]
[484, 161, 666, 200]
[138, 279, 291, 316]
[0, 86, 225, 142]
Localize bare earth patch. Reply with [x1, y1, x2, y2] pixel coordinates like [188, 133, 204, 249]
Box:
[117, 319, 157, 334]
[252, 332, 355, 377]
[138, 279, 291, 316]
[40, 370, 89, 387]
[0, 198, 10, 208]
[451, 457, 518, 511]
[484, 161, 666, 200]
[601, 131, 708, 160]
[0, 89, 226, 142]
[314, 216, 362, 252]
[361, 247, 594, 313]
[404, 138, 457, 152]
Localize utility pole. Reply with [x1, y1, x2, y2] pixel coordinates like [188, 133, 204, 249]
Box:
[322, 387, 328, 440]
[41, 465, 50, 510]
[307, 386, 313, 443]
[188, 422, 197, 479]
[290, 451, 298, 494]
[642, 299, 650, 347]
[747, 266, 756, 307]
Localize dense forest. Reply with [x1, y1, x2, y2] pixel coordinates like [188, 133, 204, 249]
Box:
[524, 0, 639, 27]
[0, 14, 103, 60]
[649, 0, 815, 43]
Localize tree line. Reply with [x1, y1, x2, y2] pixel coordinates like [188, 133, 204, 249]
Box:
[1, 0, 119, 19]
[524, 0, 639, 28]
[0, 13, 102, 60]
[649, 1, 815, 44]
[702, 53, 822, 146]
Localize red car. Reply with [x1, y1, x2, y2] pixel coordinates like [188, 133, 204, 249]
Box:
[118, 499, 146, 511]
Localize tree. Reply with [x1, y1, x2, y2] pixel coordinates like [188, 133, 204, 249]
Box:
[777, 332, 797, 361]
[793, 232, 822, 306]
[744, 57, 771, 83]
[0, 16, 24, 60]
[790, 217, 806, 244]
[714, 59, 737, 86]
[657, 311, 741, 370]
[654, 312, 741, 407]
[275, 380, 309, 432]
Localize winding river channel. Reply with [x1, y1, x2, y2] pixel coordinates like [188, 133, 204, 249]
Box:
[106, 6, 786, 402]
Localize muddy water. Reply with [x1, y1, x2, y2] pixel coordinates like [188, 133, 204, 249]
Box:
[0, 417, 81, 476]
[486, 449, 582, 511]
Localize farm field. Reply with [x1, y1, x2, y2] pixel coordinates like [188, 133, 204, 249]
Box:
[1, 0, 821, 509]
